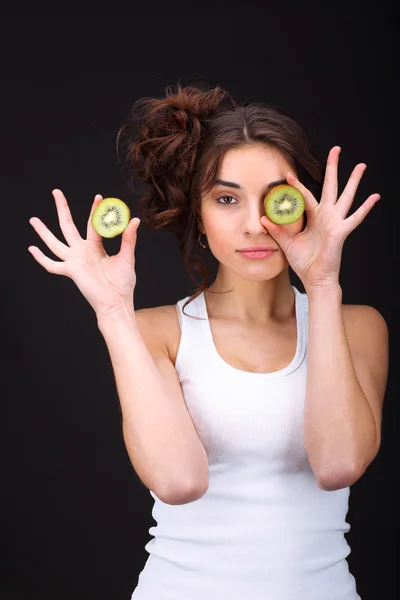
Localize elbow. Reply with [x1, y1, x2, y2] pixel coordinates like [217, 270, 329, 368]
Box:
[160, 478, 209, 505]
[157, 458, 210, 505]
[317, 466, 364, 491]
[316, 437, 381, 492]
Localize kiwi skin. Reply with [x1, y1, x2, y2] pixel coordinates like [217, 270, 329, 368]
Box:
[264, 184, 305, 225]
[91, 197, 131, 238]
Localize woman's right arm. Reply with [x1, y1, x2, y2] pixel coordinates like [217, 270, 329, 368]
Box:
[97, 305, 209, 505]
[28, 189, 208, 506]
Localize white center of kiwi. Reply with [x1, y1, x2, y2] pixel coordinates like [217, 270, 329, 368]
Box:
[104, 211, 119, 224]
[279, 199, 293, 211]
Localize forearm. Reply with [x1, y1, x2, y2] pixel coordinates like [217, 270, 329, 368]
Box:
[97, 305, 205, 500]
[304, 284, 377, 486]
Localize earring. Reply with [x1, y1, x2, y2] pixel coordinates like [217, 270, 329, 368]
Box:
[198, 232, 208, 248]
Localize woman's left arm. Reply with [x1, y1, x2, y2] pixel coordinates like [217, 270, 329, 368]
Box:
[304, 284, 389, 491]
[261, 146, 389, 490]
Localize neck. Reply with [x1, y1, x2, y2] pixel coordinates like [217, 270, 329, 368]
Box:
[205, 269, 295, 328]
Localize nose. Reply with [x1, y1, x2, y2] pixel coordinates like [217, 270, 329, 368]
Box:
[243, 202, 269, 236]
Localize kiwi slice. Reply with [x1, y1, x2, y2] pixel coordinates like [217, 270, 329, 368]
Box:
[91, 197, 131, 238]
[264, 184, 305, 225]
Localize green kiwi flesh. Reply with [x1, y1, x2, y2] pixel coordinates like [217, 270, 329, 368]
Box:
[91, 198, 131, 238]
[264, 184, 305, 225]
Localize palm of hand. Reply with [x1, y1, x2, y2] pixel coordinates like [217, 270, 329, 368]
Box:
[28, 190, 140, 316]
[283, 203, 348, 283]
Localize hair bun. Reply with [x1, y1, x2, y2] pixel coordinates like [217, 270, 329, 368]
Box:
[165, 84, 236, 135]
[118, 83, 236, 186]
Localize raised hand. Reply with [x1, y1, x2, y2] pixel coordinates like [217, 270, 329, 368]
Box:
[28, 190, 141, 317]
[260, 146, 381, 291]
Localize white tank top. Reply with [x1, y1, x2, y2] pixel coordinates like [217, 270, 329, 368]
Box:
[131, 285, 361, 600]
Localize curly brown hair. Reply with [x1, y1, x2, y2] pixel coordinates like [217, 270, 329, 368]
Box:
[116, 82, 326, 318]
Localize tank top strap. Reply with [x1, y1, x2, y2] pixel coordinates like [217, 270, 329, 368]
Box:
[175, 292, 206, 326]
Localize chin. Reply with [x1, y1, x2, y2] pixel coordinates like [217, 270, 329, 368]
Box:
[234, 262, 284, 280]
[242, 270, 283, 281]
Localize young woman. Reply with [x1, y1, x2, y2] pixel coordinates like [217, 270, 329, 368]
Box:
[28, 84, 388, 599]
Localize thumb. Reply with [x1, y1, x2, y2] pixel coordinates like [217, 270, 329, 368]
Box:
[261, 214, 284, 240]
[260, 215, 292, 253]
[119, 217, 140, 264]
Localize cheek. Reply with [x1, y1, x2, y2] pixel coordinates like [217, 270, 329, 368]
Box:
[204, 219, 234, 254]
[209, 226, 231, 247]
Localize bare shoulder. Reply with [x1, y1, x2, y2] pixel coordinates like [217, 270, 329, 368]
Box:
[342, 303, 388, 341]
[342, 303, 389, 365]
[134, 304, 181, 363]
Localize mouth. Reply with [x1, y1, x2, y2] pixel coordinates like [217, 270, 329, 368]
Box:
[238, 248, 277, 259]
[237, 246, 277, 252]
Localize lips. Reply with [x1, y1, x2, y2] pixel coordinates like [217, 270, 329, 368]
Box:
[238, 246, 277, 252]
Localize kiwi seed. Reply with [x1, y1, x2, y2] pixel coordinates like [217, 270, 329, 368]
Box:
[264, 184, 305, 225]
[91, 198, 131, 238]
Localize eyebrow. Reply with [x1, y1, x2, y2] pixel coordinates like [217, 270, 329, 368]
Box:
[214, 178, 287, 193]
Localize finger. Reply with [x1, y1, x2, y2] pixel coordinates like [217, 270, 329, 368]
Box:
[286, 172, 319, 213]
[336, 163, 367, 219]
[119, 217, 141, 265]
[29, 217, 69, 260]
[28, 245, 66, 275]
[87, 194, 104, 242]
[260, 214, 292, 250]
[320, 146, 341, 205]
[52, 189, 82, 246]
[344, 194, 381, 236]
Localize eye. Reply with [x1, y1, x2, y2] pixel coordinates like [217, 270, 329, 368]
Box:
[216, 195, 238, 205]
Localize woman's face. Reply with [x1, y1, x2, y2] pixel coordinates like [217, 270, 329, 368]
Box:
[199, 144, 305, 280]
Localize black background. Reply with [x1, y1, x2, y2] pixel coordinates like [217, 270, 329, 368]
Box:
[2, 1, 398, 599]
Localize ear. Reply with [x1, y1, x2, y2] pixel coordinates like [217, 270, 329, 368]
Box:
[197, 221, 206, 235]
